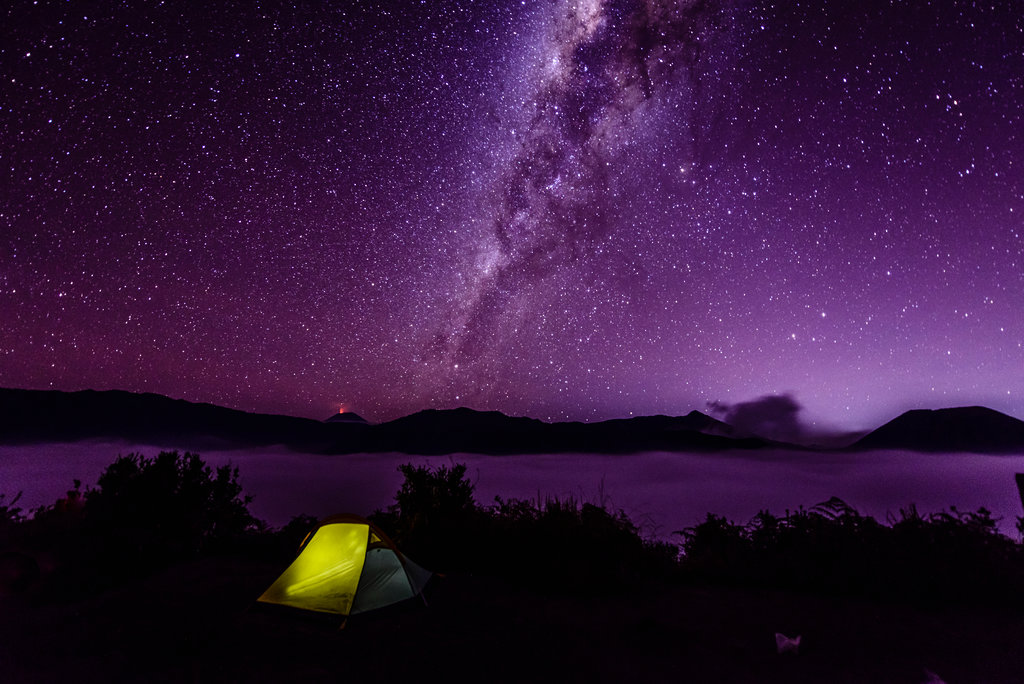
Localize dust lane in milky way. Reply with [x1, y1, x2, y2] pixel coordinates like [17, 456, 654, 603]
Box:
[420, 1, 738, 403]
[1, 1, 1022, 429]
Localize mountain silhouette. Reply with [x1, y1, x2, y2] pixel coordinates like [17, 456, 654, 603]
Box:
[0, 388, 353, 450]
[0, 388, 775, 454]
[852, 406, 1024, 454]
[325, 411, 368, 425]
[6, 388, 1021, 455]
[363, 407, 776, 454]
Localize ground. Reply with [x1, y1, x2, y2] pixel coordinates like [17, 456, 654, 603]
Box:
[2, 556, 1023, 683]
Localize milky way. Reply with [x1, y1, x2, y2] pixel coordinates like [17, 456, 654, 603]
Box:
[429, 1, 734, 383]
[2, 1, 1022, 428]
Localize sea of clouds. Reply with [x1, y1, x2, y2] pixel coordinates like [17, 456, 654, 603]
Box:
[3, 442, 1024, 540]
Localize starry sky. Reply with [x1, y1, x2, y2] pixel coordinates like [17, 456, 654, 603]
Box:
[2, 0, 1022, 430]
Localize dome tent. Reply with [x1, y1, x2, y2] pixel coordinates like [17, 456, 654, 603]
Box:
[258, 514, 431, 616]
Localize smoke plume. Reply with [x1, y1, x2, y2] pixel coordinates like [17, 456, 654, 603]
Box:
[708, 394, 805, 443]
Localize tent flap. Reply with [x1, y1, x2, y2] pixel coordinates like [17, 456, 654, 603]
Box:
[350, 547, 416, 614]
[257, 522, 369, 615]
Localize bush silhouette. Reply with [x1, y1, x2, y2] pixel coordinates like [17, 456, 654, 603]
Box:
[267, 513, 321, 560]
[0, 491, 23, 523]
[487, 495, 675, 591]
[373, 462, 675, 590]
[0, 492, 24, 543]
[372, 462, 484, 568]
[677, 497, 1024, 605]
[9, 453, 1023, 606]
[86, 451, 260, 563]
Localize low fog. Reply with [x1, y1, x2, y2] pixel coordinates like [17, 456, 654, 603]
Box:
[3, 442, 1023, 540]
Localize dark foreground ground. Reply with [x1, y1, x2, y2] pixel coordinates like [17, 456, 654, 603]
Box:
[3, 556, 1023, 683]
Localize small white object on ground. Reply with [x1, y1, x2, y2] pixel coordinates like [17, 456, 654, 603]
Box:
[774, 632, 801, 655]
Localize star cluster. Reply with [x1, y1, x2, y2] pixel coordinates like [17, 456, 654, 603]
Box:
[2, 0, 1022, 429]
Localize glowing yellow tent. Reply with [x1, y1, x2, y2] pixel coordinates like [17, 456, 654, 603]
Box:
[258, 514, 431, 616]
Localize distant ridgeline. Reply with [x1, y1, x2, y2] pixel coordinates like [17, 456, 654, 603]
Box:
[0, 388, 341, 450]
[851, 406, 1024, 454]
[1, 388, 1023, 455]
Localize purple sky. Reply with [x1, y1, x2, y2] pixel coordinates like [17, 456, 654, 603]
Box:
[2, 1, 1022, 430]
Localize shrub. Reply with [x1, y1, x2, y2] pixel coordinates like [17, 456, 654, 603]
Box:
[375, 462, 675, 590]
[0, 492, 24, 525]
[372, 462, 484, 569]
[677, 513, 749, 583]
[0, 492, 25, 548]
[81, 451, 262, 572]
[676, 498, 1024, 606]
[268, 513, 321, 559]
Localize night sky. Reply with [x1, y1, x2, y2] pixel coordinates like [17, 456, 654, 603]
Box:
[2, 1, 1022, 430]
